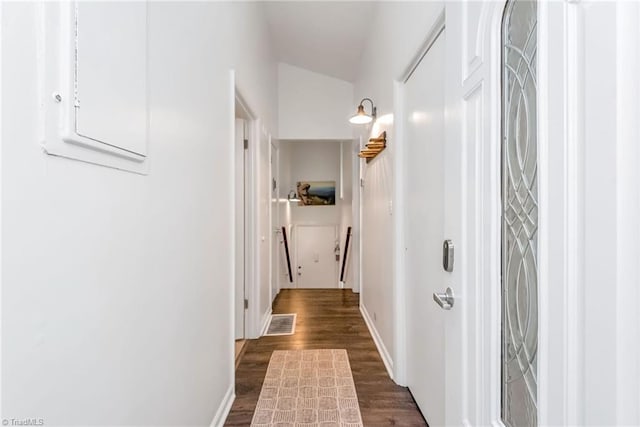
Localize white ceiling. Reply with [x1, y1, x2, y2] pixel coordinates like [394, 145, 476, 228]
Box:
[264, 1, 376, 82]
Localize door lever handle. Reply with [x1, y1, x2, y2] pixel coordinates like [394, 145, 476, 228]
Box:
[433, 287, 455, 310]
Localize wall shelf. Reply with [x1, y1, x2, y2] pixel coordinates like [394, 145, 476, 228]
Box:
[358, 131, 387, 163]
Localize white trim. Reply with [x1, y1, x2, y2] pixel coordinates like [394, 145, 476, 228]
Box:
[478, 3, 505, 425]
[260, 307, 273, 336]
[0, 1, 4, 415]
[234, 84, 260, 340]
[563, 3, 584, 422]
[391, 80, 407, 387]
[401, 9, 446, 83]
[360, 304, 394, 381]
[209, 385, 235, 427]
[251, 124, 270, 338]
[270, 139, 281, 302]
[249, 119, 262, 339]
[538, 1, 584, 424]
[228, 70, 238, 394]
[615, 3, 640, 423]
[356, 135, 364, 295]
[339, 141, 344, 200]
[235, 88, 256, 120]
[348, 137, 361, 294]
[41, 2, 149, 174]
[268, 135, 274, 305]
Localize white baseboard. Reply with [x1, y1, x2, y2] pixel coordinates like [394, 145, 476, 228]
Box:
[209, 384, 235, 427]
[360, 304, 394, 380]
[260, 308, 273, 336]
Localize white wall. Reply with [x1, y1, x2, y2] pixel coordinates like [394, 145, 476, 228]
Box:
[353, 1, 444, 378]
[278, 63, 353, 140]
[1, 2, 276, 425]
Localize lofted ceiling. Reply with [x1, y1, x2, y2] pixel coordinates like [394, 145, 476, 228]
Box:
[264, 1, 377, 82]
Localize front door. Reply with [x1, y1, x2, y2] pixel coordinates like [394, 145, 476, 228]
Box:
[295, 225, 338, 288]
[404, 29, 447, 426]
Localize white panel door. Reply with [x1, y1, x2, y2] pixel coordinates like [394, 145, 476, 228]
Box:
[404, 31, 447, 426]
[295, 225, 338, 288]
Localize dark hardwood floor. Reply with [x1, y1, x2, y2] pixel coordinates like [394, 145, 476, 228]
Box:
[224, 289, 428, 426]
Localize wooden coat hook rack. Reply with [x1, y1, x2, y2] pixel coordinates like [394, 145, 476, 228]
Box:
[358, 131, 387, 163]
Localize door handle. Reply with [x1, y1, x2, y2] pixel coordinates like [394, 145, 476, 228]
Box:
[433, 287, 455, 310]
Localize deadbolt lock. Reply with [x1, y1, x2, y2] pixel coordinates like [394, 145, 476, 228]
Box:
[443, 239, 454, 272]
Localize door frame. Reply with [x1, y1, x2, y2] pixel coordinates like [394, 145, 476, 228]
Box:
[270, 139, 279, 302]
[539, 2, 640, 425]
[355, 135, 363, 295]
[231, 72, 263, 341]
[233, 116, 247, 341]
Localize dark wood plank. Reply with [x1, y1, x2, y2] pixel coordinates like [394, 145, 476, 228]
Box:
[224, 289, 428, 426]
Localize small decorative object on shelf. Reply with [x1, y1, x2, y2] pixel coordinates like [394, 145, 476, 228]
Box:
[358, 131, 387, 163]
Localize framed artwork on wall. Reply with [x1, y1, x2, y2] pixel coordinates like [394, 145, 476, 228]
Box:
[296, 181, 336, 206]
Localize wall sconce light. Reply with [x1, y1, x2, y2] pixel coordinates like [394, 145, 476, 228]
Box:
[349, 98, 377, 124]
[287, 190, 300, 202]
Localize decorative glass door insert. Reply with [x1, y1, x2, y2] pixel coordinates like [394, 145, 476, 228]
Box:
[501, 0, 538, 426]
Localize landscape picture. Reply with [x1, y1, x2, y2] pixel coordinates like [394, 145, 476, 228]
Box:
[296, 181, 336, 206]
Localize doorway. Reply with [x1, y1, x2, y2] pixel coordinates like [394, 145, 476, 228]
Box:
[234, 90, 254, 362]
[294, 225, 339, 288]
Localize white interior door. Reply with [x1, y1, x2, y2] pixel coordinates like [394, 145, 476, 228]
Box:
[295, 225, 338, 288]
[404, 30, 448, 426]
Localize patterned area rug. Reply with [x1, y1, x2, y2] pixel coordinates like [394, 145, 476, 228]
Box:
[250, 349, 363, 427]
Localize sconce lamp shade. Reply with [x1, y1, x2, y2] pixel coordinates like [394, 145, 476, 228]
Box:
[349, 98, 377, 124]
[349, 105, 373, 124]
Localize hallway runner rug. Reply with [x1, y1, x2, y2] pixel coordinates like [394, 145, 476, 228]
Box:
[250, 349, 364, 427]
[265, 313, 297, 336]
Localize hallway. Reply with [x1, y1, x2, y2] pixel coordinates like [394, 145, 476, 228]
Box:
[3, 1, 640, 425]
[225, 290, 426, 426]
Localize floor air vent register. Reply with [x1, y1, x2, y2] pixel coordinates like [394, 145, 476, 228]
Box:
[264, 313, 297, 336]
